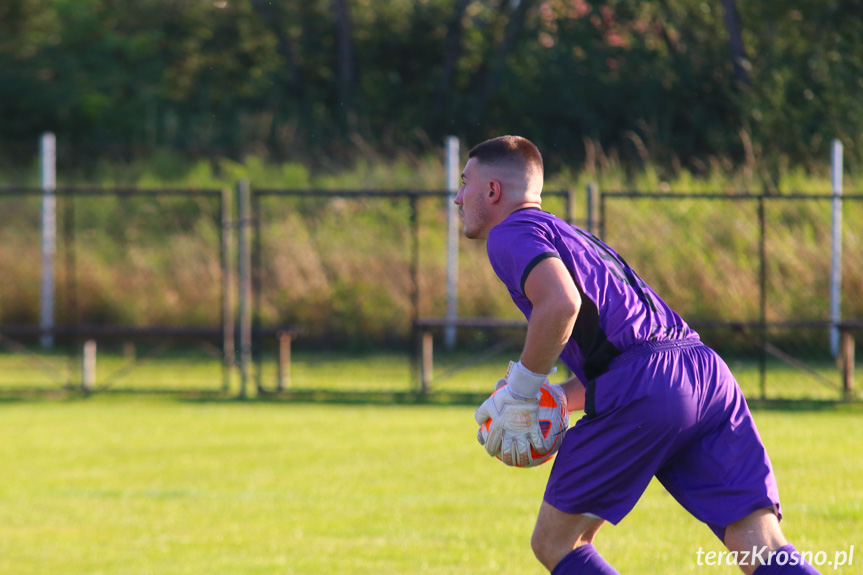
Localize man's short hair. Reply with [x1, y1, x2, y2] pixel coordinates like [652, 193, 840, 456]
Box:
[468, 136, 544, 178]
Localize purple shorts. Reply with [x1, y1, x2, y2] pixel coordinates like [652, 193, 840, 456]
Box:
[544, 339, 781, 541]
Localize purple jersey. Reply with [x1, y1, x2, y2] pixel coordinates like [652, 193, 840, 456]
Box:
[487, 208, 697, 385]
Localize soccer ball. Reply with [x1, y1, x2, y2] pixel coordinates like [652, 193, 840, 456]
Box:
[479, 382, 570, 468]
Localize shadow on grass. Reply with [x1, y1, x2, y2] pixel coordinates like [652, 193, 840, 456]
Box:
[0, 386, 489, 407]
[746, 397, 863, 413]
[180, 388, 491, 407]
[0, 387, 229, 404]
[1, 387, 860, 411]
[183, 392, 863, 411]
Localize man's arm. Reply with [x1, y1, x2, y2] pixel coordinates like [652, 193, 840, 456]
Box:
[475, 256, 585, 465]
[559, 376, 586, 412]
[521, 256, 585, 412]
[521, 256, 580, 373]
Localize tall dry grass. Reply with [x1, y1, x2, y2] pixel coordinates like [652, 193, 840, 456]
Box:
[0, 151, 860, 349]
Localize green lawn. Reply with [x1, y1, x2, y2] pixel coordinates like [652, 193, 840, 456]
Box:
[1, 395, 861, 575]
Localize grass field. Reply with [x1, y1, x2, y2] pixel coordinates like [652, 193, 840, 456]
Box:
[1, 353, 861, 574]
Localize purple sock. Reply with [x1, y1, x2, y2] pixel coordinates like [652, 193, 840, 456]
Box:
[753, 544, 822, 575]
[551, 544, 620, 575]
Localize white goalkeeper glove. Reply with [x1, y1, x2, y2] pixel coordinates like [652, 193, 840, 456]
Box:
[475, 361, 556, 467]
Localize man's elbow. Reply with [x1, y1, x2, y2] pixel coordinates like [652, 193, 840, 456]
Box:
[562, 288, 581, 320]
[559, 298, 579, 329]
[545, 293, 579, 327]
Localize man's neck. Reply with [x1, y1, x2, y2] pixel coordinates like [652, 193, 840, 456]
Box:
[486, 201, 542, 235]
[505, 201, 542, 217]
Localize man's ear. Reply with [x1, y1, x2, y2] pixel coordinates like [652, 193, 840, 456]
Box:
[488, 180, 503, 203]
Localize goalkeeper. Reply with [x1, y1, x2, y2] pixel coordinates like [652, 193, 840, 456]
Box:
[459, 135, 821, 575]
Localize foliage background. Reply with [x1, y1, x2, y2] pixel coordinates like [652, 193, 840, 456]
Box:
[1, 0, 862, 176]
[1, 0, 861, 349]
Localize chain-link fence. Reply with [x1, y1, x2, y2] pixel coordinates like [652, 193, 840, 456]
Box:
[599, 191, 863, 401]
[0, 187, 231, 393]
[244, 188, 577, 395]
[1, 185, 859, 401]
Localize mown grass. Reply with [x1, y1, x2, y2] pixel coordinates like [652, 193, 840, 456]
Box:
[0, 394, 860, 575]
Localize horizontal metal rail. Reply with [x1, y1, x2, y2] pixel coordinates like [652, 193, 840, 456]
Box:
[0, 186, 222, 196]
[0, 324, 302, 339]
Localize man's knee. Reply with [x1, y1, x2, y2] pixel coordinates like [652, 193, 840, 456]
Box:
[724, 507, 787, 552]
[530, 528, 554, 567]
[717, 508, 823, 575]
[724, 508, 790, 575]
[532, 502, 605, 570]
[530, 527, 581, 568]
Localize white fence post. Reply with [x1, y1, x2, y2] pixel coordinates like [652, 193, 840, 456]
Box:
[40, 132, 57, 349]
[82, 340, 97, 391]
[445, 136, 460, 350]
[830, 139, 843, 357]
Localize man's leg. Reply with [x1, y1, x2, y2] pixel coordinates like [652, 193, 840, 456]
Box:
[724, 508, 821, 575]
[531, 501, 618, 574]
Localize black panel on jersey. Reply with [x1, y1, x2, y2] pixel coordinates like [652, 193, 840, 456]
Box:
[571, 280, 621, 382]
[520, 249, 621, 417]
[572, 283, 621, 419]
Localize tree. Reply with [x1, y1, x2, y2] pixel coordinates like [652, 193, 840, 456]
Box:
[468, 0, 537, 137]
[332, 0, 356, 131]
[249, 0, 303, 92]
[432, 0, 471, 124]
[720, 0, 747, 85]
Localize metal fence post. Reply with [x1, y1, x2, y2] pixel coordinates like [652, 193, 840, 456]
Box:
[758, 195, 767, 400]
[586, 183, 598, 235]
[237, 179, 252, 398]
[830, 140, 843, 357]
[277, 331, 292, 391]
[840, 329, 854, 401]
[421, 330, 433, 393]
[221, 187, 235, 393]
[252, 191, 263, 393]
[566, 188, 577, 226]
[62, 189, 79, 387]
[410, 195, 420, 390]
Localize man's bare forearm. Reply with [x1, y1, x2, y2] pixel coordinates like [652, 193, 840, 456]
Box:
[519, 297, 577, 376]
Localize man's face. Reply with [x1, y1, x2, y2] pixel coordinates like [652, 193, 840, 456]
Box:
[454, 157, 493, 239]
